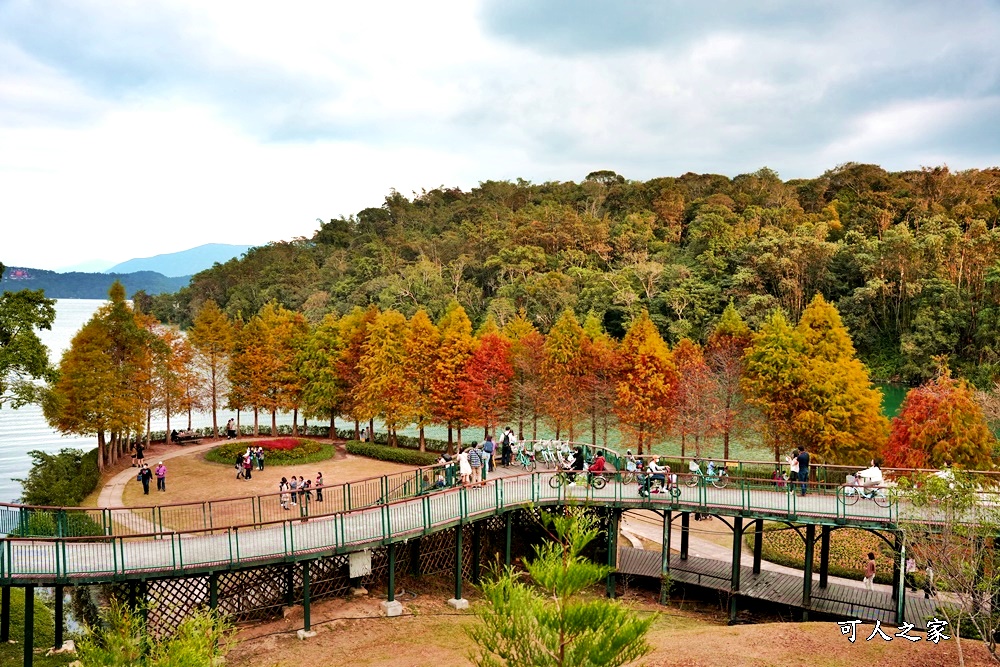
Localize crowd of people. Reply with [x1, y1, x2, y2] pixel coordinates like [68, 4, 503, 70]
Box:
[278, 473, 324, 510]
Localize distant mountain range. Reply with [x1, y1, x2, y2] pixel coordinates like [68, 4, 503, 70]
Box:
[2, 243, 253, 299]
[106, 243, 253, 277]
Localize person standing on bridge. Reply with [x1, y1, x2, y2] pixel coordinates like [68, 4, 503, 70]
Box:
[863, 552, 876, 590]
[796, 445, 810, 496]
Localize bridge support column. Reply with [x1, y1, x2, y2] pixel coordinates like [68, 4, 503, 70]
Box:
[295, 560, 317, 639]
[659, 511, 671, 604]
[209, 572, 219, 611]
[128, 580, 138, 609]
[54, 585, 64, 649]
[285, 565, 295, 607]
[472, 522, 482, 584]
[892, 532, 903, 602]
[447, 526, 468, 610]
[0, 585, 9, 642]
[409, 538, 421, 576]
[382, 542, 403, 617]
[819, 526, 831, 589]
[504, 512, 513, 567]
[802, 525, 815, 621]
[752, 519, 763, 574]
[680, 512, 690, 561]
[729, 517, 743, 624]
[606, 509, 620, 599]
[23, 585, 34, 667]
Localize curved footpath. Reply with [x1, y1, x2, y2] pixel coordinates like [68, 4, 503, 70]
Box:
[94, 447, 888, 596]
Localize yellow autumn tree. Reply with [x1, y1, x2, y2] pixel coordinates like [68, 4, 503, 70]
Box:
[357, 309, 413, 446]
[188, 300, 233, 438]
[403, 310, 440, 451]
[543, 310, 589, 440]
[431, 301, 475, 452]
[614, 311, 679, 454]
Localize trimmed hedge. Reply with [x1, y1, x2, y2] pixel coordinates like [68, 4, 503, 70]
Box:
[346, 441, 439, 466]
[205, 439, 335, 466]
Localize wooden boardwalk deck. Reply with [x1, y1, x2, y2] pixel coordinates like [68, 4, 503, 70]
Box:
[617, 547, 939, 630]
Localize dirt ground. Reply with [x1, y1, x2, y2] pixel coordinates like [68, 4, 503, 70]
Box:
[225, 585, 993, 667]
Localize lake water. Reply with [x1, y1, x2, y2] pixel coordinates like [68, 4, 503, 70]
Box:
[0, 299, 913, 504]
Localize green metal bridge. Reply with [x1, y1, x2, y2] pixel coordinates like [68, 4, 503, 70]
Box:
[0, 458, 981, 665]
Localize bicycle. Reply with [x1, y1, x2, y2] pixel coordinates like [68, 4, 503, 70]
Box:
[638, 473, 681, 499]
[548, 469, 607, 490]
[684, 464, 730, 489]
[515, 446, 537, 472]
[842, 483, 892, 508]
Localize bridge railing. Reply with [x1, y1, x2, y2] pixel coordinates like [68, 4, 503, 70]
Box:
[3, 453, 996, 539]
[8, 470, 1000, 584]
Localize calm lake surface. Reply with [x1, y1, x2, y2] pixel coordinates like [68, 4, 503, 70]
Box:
[0, 299, 912, 504]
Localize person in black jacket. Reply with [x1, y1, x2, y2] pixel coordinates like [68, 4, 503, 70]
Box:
[139, 464, 153, 495]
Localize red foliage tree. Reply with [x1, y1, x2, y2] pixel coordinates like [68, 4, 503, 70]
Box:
[459, 332, 514, 436]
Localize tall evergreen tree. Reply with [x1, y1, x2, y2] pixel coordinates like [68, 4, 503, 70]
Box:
[403, 309, 441, 451]
[543, 309, 588, 440]
[0, 269, 56, 409]
[705, 302, 755, 459]
[432, 301, 475, 452]
[299, 313, 345, 434]
[357, 309, 413, 445]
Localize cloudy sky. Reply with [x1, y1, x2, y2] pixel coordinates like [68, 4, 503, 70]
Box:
[3, 1, 999, 271]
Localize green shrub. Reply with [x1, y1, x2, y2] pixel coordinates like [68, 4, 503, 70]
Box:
[346, 441, 439, 466]
[204, 439, 334, 466]
[15, 448, 100, 506]
[745, 524, 896, 585]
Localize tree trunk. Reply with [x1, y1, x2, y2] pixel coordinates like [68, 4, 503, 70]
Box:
[271, 409, 277, 437]
[369, 418, 375, 443]
[591, 407, 597, 447]
[457, 423, 463, 450]
[253, 407, 259, 436]
[354, 420, 360, 440]
[518, 417, 524, 441]
[97, 431, 106, 471]
[532, 415, 537, 440]
[211, 364, 218, 438]
[723, 430, 731, 460]
[419, 425, 426, 452]
[166, 405, 172, 445]
[236, 409, 241, 435]
[293, 408, 298, 436]
[329, 413, 336, 439]
[187, 404, 192, 430]
[447, 424, 454, 455]
[681, 433, 686, 458]
[146, 408, 152, 447]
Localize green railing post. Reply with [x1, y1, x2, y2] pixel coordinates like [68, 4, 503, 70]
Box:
[231, 528, 237, 565]
[380, 476, 389, 504]
[346, 484, 352, 512]
[56, 510, 67, 537]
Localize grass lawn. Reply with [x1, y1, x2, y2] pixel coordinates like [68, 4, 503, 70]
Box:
[118, 448, 416, 531]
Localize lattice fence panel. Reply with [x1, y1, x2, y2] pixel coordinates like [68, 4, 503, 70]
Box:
[146, 576, 209, 638]
[308, 553, 352, 599]
[217, 565, 289, 624]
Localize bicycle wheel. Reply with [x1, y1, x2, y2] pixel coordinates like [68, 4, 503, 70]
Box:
[621, 472, 636, 484]
[685, 474, 698, 488]
[526, 460, 537, 472]
[548, 472, 565, 489]
[842, 488, 859, 505]
[874, 491, 892, 508]
[591, 475, 607, 490]
[712, 474, 729, 489]
[669, 484, 682, 499]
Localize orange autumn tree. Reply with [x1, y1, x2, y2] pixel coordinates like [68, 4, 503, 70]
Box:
[883, 365, 996, 469]
[432, 301, 475, 452]
[672, 338, 717, 458]
[581, 313, 620, 447]
[504, 311, 546, 440]
[459, 331, 514, 437]
[336, 306, 379, 439]
[357, 309, 413, 446]
[705, 303, 755, 460]
[542, 309, 588, 440]
[614, 310, 679, 454]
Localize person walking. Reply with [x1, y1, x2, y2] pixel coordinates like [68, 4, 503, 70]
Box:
[257, 446, 265, 471]
[796, 445, 810, 496]
[924, 560, 937, 599]
[458, 447, 472, 487]
[289, 476, 299, 505]
[226, 418, 236, 440]
[468, 444, 483, 487]
[138, 464, 152, 495]
[482, 435, 496, 473]
[155, 462, 167, 492]
[242, 452, 253, 480]
[279, 477, 291, 510]
[863, 552, 876, 590]
[135, 442, 145, 468]
[501, 427, 514, 467]
[905, 557, 918, 592]
[315, 472, 324, 502]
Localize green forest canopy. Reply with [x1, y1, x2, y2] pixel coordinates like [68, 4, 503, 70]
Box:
[147, 164, 1000, 385]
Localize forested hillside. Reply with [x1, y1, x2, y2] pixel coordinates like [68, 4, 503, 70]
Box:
[149, 164, 1000, 385]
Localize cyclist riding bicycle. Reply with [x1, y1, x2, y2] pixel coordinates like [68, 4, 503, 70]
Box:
[644, 458, 667, 494]
[587, 450, 607, 485]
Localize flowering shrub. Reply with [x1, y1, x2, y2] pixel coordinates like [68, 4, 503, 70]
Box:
[205, 439, 334, 466]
